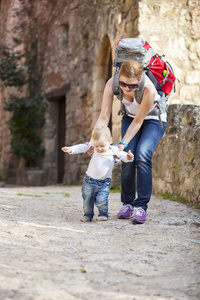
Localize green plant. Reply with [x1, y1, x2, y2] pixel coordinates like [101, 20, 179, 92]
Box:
[0, 35, 46, 165]
[0, 44, 25, 88]
[160, 192, 171, 199]
[4, 93, 46, 162]
[17, 193, 33, 196]
[193, 203, 200, 209]
[64, 193, 70, 197]
[160, 192, 187, 203]
[80, 267, 86, 273]
[110, 186, 121, 193]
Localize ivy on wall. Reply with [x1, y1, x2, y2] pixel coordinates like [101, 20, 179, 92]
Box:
[0, 40, 46, 165]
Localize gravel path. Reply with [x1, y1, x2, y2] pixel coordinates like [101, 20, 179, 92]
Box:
[0, 186, 200, 300]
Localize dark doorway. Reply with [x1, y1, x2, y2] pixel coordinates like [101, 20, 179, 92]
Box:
[57, 96, 66, 183]
[106, 50, 112, 132]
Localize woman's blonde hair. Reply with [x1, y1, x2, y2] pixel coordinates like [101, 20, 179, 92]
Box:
[119, 60, 143, 81]
[92, 125, 111, 141]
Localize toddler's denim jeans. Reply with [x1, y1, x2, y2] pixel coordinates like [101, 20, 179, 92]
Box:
[81, 175, 111, 221]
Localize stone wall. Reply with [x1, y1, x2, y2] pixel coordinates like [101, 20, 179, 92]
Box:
[40, 0, 139, 185]
[0, 0, 199, 204]
[138, 0, 200, 204]
[0, 0, 27, 185]
[138, 0, 200, 106]
[152, 105, 200, 204]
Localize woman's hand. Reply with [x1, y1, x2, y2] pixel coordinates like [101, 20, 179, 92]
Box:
[85, 143, 94, 157]
[118, 143, 125, 151]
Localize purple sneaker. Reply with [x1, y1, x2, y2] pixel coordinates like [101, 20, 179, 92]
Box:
[131, 207, 146, 224]
[117, 204, 134, 219]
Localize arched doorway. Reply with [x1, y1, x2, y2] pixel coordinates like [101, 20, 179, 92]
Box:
[44, 84, 69, 185]
[93, 34, 113, 132]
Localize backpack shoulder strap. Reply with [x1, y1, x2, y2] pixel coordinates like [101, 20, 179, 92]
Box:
[134, 71, 146, 104]
[112, 70, 127, 115]
[112, 66, 120, 97]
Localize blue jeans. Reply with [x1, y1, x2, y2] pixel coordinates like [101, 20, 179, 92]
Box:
[121, 116, 166, 211]
[81, 175, 111, 221]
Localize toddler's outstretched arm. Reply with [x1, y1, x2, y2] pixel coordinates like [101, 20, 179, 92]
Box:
[61, 142, 92, 154]
[112, 146, 134, 163]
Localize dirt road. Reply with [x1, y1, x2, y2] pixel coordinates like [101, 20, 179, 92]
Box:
[0, 186, 200, 300]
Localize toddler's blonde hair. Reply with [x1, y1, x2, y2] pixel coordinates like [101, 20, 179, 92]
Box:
[92, 125, 111, 141]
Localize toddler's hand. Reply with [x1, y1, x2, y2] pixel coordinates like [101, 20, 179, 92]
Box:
[61, 147, 72, 154]
[127, 150, 134, 160]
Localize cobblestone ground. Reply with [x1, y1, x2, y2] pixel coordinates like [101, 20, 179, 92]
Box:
[0, 186, 200, 300]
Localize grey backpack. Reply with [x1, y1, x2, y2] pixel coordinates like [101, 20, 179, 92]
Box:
[113, 38, 176, 128]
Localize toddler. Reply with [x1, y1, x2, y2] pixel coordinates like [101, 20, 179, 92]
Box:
[62, 125, 134, 222]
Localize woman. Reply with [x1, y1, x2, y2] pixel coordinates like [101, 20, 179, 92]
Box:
[94, 60, 166, 224]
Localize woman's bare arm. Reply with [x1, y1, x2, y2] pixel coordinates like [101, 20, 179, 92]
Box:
[95, 78, 114, 127]
[87, 78, 114, 156]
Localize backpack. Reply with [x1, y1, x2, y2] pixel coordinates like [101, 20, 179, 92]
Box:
[112, 38, 176, 128]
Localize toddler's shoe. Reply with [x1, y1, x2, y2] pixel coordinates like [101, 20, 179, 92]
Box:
[80, 216, 91, 222]
[96, 216, 108, 221]
[131, 207, 146, 224]
[117, 204, 134, 219]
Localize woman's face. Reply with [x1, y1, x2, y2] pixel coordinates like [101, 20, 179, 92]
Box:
[119, 75, 139, 96]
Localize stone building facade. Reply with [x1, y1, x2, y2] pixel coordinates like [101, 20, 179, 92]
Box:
[0, 0, 199, 204]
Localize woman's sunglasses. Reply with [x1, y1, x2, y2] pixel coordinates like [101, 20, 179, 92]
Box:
[119, 81, 139, 89]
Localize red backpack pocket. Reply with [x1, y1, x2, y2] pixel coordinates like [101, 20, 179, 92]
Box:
[145, 55, 176, 95]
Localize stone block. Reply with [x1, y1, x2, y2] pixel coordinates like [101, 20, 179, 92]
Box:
[188, 0, 200, 6]
[189, 52, 198, 61]
[70, 0, 79, 10]
[81, 72, 88, 90]
[69, 128, 77, 142]
[180, 85, 199, 103]
[92, 92, 103, 112]
[185, 71, 200, 84]
[47, 72, 62, 87]
[44, 139, 56, 153]
[26, 169, 44, 186]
